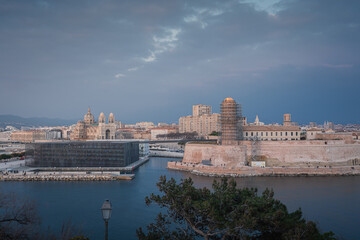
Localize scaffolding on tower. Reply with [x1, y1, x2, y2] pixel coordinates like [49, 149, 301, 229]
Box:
[220, 98, 243, 145]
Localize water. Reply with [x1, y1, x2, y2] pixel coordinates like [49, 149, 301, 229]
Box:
[0, 157, 359, 239]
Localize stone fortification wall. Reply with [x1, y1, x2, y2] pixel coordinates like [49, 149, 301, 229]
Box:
[182, 144, 246, 167]
[183, 140, 360, 167]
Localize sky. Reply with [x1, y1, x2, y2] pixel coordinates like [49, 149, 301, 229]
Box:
[0, 0, 359, 124]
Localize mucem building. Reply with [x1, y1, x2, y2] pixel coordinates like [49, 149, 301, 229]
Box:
[25, 141, 139, 168]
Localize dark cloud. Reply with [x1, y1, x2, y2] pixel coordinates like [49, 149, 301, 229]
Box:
[0, 0, 359, 124]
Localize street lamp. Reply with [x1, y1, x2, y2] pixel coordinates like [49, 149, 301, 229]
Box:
[101, 199, 112, 240]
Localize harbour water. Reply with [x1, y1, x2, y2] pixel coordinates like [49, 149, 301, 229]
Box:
[0, 157, 359, 240]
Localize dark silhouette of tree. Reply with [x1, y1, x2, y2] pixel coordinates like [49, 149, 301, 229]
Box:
[0, 191, 88, 240]
[0, 192, 39, 240]
[137, 176, 336, 240]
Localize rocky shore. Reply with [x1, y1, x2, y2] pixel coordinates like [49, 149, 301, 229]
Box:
[167, 162, 360, 177]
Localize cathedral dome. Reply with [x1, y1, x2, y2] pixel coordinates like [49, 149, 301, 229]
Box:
[84, 108, 95, 124]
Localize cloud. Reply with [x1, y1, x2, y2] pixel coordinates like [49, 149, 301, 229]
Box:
[127, 67, 139, 72]
[115, 73, 125, 78]
[239, 0, 282, 15]
[142, 51, 156, 63]
[183, 7, 225, 29]
[142, 28, 181, 63]
[184, 15, 207, 29]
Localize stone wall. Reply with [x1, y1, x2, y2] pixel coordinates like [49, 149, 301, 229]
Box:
[182, 144, 246, 167]
[183, 140, 360, 167]
[168, 161, 360, 177]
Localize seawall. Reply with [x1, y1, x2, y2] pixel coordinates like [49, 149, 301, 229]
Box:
[168, 161, 360, 177]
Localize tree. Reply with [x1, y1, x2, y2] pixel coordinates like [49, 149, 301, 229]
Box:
[0, 192, 89, 240]
[0, 192, 40, 240]
[137, 176, 336, 240]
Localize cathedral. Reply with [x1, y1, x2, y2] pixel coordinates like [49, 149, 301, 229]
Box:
[70, 108, 116, 140]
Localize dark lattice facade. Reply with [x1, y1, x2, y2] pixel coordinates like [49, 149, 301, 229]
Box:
[25, 141, 139, 167]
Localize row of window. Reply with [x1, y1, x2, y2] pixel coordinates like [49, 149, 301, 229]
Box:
[245, 131, 299, 137]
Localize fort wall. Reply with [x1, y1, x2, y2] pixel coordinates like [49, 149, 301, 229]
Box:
[182, 144, 246, 167]
[182, 140, 360, 167]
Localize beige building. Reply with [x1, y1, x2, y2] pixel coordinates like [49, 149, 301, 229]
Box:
[70, 108, 116, 140]
[11, 131, 46, 143]
[151, 127, 178, 140]
[179, 104, 220, 137]
[136, 122, 155, 128]
[193, 104, 211, 116]
[306, 128, 323, 140]
[243, 125, 301, 141]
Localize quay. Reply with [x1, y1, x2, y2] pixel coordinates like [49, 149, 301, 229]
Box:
[0, 173, 135, 181]
[0, 157, 149, 181]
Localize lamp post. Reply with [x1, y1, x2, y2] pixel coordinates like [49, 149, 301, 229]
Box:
[101, 199, 112, 240]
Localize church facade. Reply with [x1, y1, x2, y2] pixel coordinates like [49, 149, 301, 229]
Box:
[70, 108, 116, 140]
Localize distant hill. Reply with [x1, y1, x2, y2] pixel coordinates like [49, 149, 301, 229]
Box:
[0, 115, 77, 128]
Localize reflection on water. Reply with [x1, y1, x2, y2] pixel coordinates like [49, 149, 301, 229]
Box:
[0, 157, 359, 240]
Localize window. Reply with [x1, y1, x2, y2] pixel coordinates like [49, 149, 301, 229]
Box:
[291, 132, 293, 136]
[285, 132, 288, 136]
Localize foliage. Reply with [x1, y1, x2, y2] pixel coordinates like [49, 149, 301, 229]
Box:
[157, 132, 198, 140]
[0, 191, 89, 240]
[209, 131, 219, 136]
[0, 192, 40, 240]
[137, 176, 336, 240]
[0, 152, 25, 160]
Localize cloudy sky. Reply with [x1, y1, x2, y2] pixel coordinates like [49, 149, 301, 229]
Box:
[0, 0, 359, 124]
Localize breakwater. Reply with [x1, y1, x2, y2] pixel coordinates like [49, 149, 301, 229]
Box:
[0, 174, 134, 181]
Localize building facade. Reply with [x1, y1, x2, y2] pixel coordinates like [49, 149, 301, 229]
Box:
[11, 131, 46, 143]
[26, 141, 139, 167]
[243, 125, 301, 141]
[179, 104, 220, 137]
[70, 108, 116, 140]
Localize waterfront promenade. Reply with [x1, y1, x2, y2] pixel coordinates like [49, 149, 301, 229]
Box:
[0, 157, 149, 181]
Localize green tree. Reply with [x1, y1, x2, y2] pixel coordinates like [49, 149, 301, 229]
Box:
[137, 176, 336, 240]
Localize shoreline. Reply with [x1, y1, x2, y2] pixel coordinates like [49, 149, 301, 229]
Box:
[167, 162, 360, 177]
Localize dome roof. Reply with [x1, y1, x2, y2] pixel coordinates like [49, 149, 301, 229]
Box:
[223, 97, 235, 102]
[84, 108, 95, 124]
[99, 112, 105, 117]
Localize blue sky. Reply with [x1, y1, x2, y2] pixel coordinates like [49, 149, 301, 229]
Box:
[0, 0, 359, 124]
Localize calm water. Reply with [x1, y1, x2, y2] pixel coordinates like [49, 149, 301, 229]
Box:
[0, 157, 359, 240]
